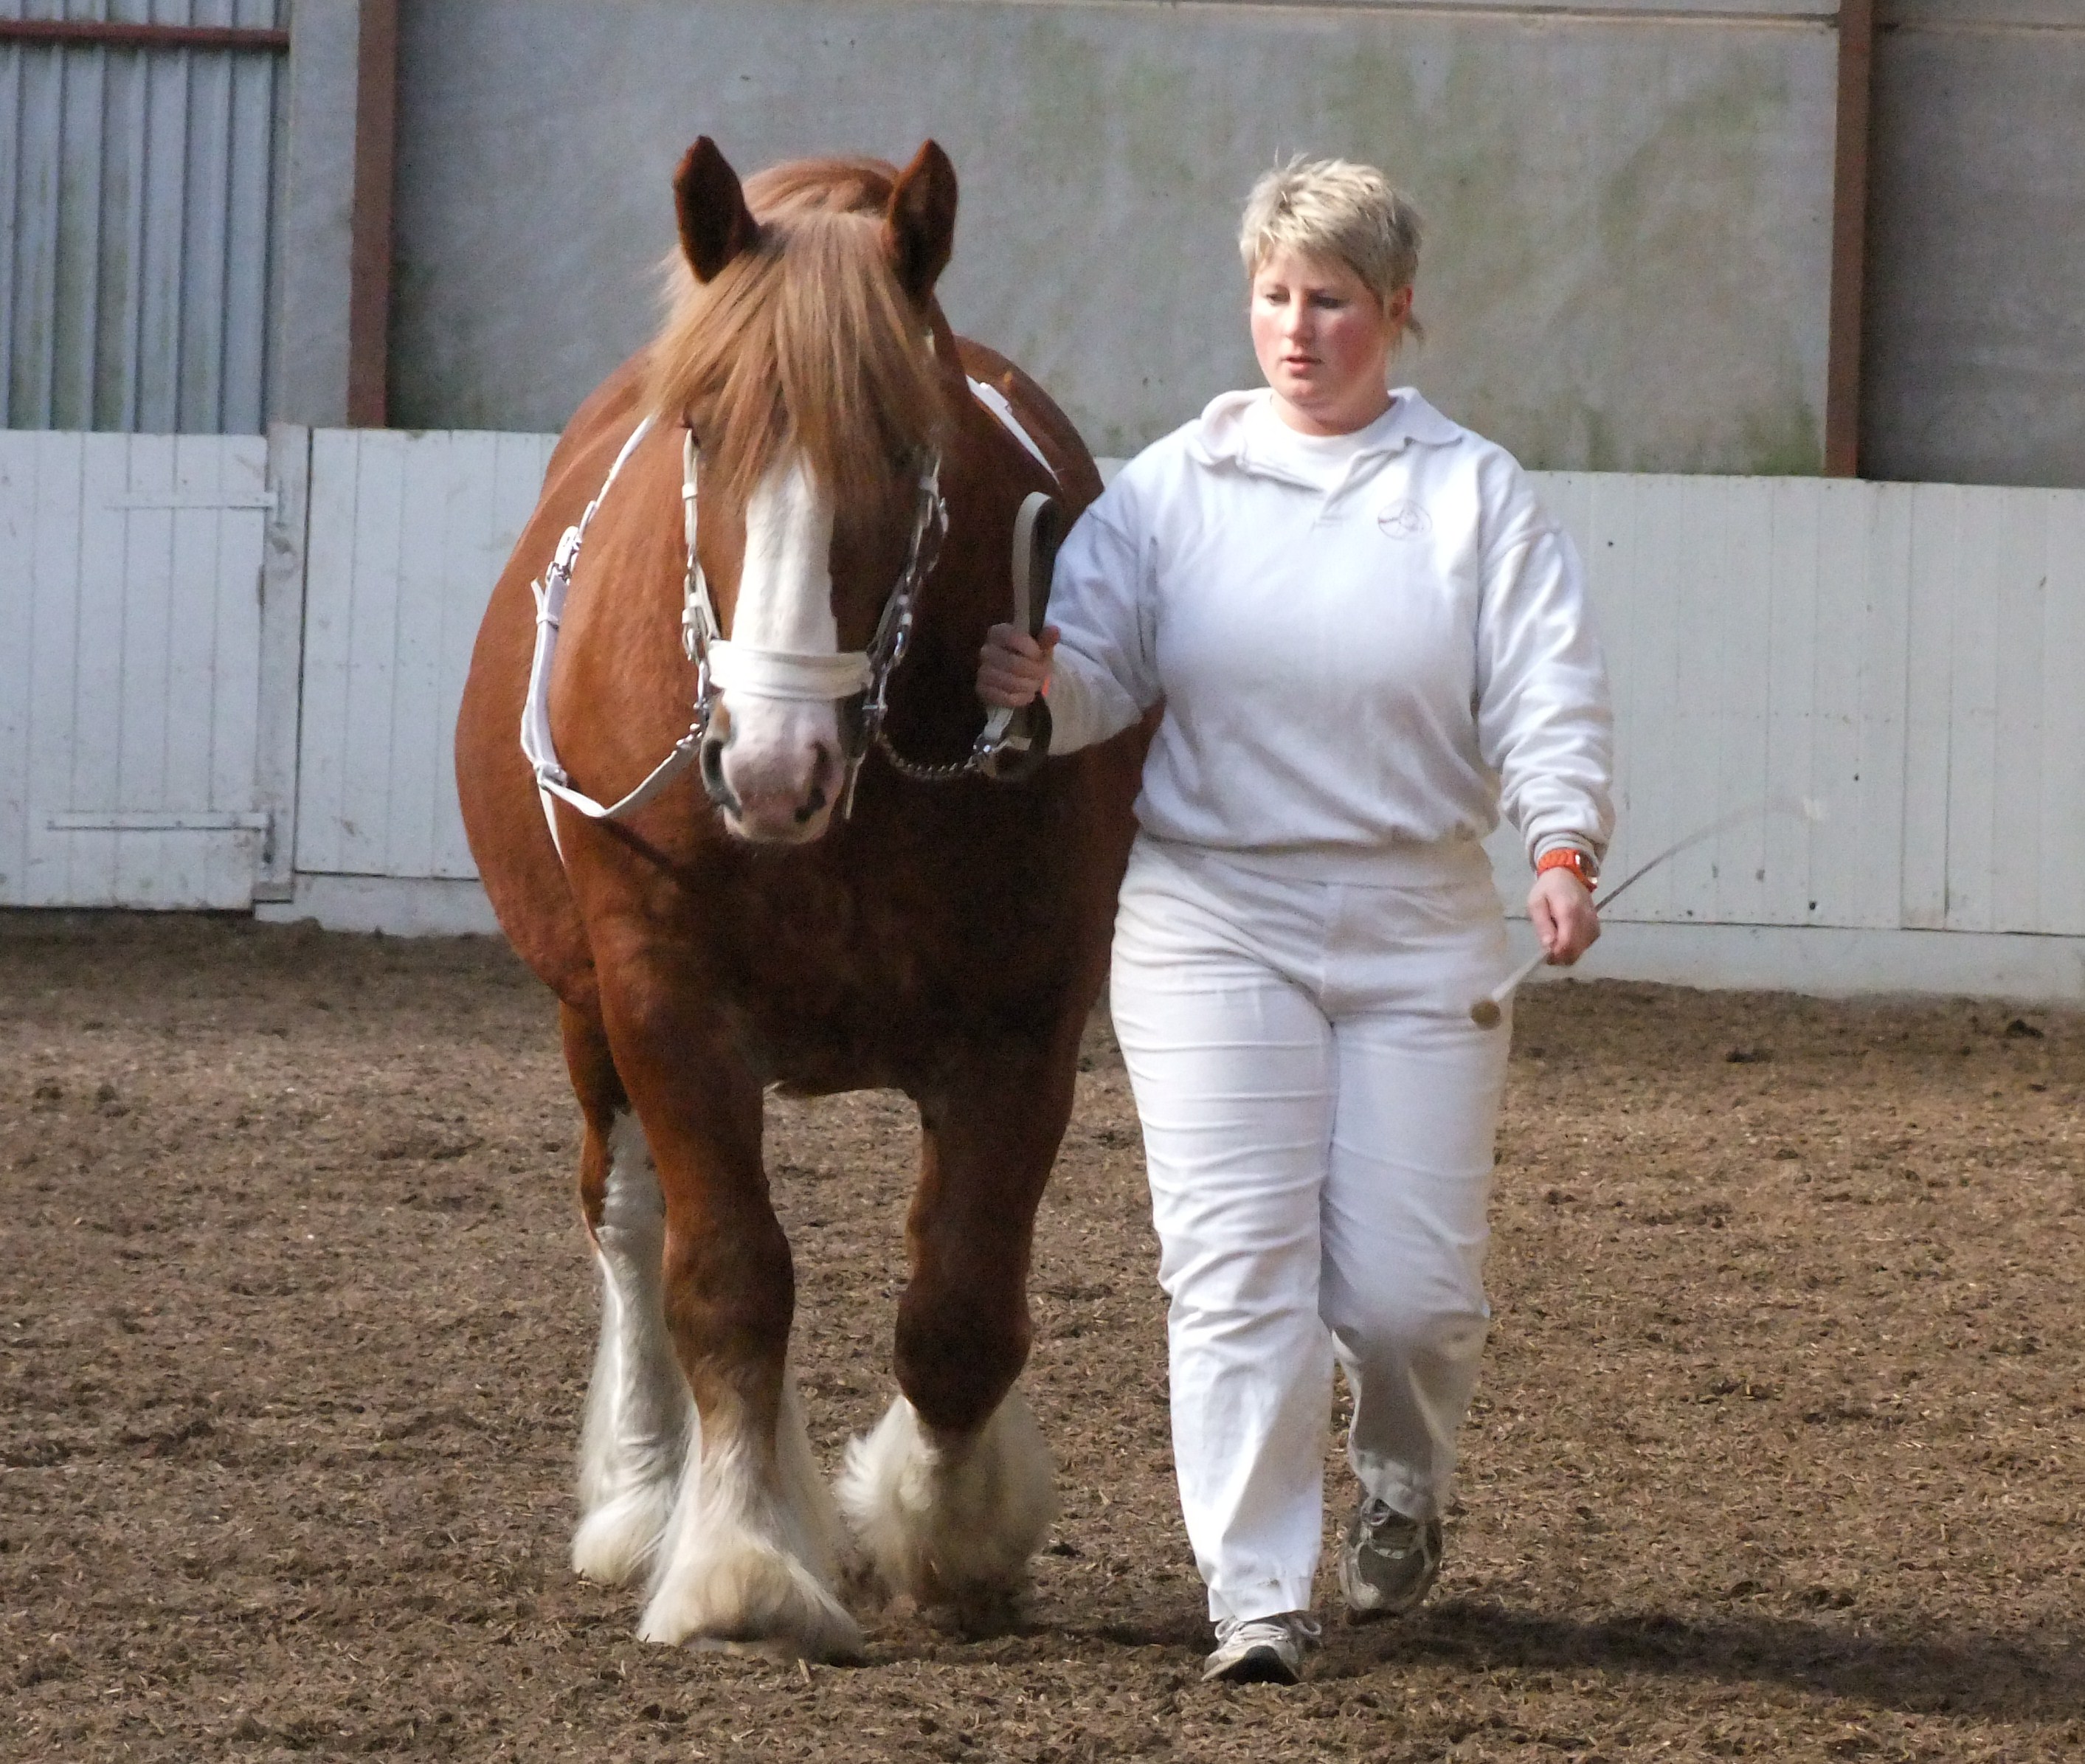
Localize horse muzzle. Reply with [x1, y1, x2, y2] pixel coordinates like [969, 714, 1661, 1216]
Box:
[699, 699, 844, 845]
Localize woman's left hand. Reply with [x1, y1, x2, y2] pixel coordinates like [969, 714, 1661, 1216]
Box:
[1529, 868, 1600, 965]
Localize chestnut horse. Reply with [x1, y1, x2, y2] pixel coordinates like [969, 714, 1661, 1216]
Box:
[454, 139, 1142, 1660]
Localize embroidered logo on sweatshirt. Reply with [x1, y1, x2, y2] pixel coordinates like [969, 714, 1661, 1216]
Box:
[1376, 499, 1432, 540]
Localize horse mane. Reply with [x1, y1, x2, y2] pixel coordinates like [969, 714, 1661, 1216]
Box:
[645, 156, 947, 511]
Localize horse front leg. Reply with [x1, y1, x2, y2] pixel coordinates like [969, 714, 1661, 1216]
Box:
[839, 1038, 1074, 1631]
[594, 955, 860, 1662]
[564, 1006, 693, 1588]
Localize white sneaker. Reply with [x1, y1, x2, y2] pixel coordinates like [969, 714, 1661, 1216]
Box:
[1339, 1498, 1444, 1621]
[1200, 1611, 1322, 1685]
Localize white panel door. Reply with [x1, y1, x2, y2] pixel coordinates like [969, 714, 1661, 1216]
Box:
[0, 429, 272, 908]
[295, 429, 559, 879]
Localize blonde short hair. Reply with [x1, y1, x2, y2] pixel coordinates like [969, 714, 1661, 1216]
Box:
[1239, 157, 1424, 336]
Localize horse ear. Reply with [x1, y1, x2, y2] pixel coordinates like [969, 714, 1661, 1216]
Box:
[882, 140, 958, 306]
[674, 136, 760, 283]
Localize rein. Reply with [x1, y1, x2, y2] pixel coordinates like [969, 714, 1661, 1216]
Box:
[520, 388, 1051, 855]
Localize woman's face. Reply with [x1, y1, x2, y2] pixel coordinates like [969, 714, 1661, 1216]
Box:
[1248, 245, 1411, 436]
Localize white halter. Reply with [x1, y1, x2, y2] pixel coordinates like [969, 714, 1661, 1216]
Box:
[519, 417, 944, 854]
[518, 378, 1057, 856]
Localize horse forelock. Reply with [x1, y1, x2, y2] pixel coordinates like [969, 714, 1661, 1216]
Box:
[646, 157, 947, 514]
[743, 155, 899, 219]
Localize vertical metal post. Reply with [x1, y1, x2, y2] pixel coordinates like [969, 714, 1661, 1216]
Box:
[1825, 0, 1874, 478]
[346, 0, 397, 427]
[255, 422, 312, 902]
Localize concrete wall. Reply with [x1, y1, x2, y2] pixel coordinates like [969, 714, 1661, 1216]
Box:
[1863, 1, 2085, 488]
[386, 0, 1842, 472]
[276, 0, 369, 428]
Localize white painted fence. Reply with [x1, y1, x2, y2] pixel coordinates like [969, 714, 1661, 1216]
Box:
[0, 429, 283, 909]
[294, 431, 558, 877]
[1493, 474, 2085, 939]
[4, 424, 2083, 1000]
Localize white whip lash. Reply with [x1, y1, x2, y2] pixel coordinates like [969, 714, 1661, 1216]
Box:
[1468, 796, 1828, 1028]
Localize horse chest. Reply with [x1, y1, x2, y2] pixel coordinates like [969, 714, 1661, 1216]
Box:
[688, 840, 1069, 1087]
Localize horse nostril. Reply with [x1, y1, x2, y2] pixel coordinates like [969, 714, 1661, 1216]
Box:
[699, 735, 736, 809]
[792, 744, 834, 825]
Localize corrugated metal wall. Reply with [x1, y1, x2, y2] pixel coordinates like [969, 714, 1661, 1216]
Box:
[0, 1, 287, 435]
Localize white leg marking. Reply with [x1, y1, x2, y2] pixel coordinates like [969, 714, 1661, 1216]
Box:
[571, 1112, 692, 1586]
[638, 1376, 862, 1661]
[837, 1386, 1057, 1625]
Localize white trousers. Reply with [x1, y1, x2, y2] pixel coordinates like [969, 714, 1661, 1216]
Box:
[1109, 837, 1512, 1624]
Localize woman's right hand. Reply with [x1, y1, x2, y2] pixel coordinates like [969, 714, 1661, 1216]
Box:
[977, 622, 1059, 708]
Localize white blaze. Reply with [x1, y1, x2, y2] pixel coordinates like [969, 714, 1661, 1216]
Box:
[735, 454, 837, 653]
[711, 455, 843, 831]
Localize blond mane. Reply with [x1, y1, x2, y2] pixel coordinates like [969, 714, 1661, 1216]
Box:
[645, 157, 947, 511]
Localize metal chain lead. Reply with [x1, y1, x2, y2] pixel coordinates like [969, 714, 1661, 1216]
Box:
[862, 461, 997, 786]
[872, 726, 981, 782]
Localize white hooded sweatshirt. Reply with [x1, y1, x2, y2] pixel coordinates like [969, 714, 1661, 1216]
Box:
[1044, 387, 1614, 881]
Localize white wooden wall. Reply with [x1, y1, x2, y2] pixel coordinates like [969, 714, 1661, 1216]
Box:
[6, 425, 2082, 995]
[294, 428, 558, 880]
[1498, 474, 2085, 938]
[0, 429, 272, 908]
[293, 441, 2084, 943]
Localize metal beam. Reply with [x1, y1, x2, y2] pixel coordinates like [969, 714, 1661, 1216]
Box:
[1825, 0, 1874, 476]
[347, 0, 398, 427]
[0, 20, 288, 52]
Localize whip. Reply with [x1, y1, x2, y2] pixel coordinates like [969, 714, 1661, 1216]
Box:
[1468, 797, 1828, 1028]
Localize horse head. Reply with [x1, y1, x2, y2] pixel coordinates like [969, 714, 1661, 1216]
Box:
[650, 137, 958, 845]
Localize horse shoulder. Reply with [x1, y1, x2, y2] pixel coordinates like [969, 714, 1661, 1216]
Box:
[454, 357, 654, 1014]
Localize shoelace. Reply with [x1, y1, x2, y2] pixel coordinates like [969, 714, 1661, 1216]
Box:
[1356, 1500, 1428, 1554]
[1215, 1613, 1322, 1649]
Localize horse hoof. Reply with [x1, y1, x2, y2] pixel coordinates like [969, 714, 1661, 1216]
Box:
[685, 1630, 864, 1666]
[930, 1581, 1027, 1640]
[837, 1389, 1055, 1621]
[571, 1482, 677, 1587]
[637, 1547, 864, 1664]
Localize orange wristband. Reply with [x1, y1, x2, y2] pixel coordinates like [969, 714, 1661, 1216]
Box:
[1535, 847, 1597, 891]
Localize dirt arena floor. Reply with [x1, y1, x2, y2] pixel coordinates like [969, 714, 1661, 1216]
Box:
[2, 913, 2080, 1763]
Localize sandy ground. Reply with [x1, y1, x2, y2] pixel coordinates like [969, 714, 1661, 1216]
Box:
[1, 913, 2080, 1762]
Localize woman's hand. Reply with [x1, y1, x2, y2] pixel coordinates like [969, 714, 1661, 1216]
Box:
[1528, 866, 1600, 965]
[978, 622, 1059, 708]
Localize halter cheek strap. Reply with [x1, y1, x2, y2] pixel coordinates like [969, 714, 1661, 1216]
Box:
[521, 415, 701, 858]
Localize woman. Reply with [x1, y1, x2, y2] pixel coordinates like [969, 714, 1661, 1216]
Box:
[978, 159, 1613, 1684]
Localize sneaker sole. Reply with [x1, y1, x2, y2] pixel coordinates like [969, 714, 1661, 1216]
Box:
[1343, 1597, 1419, 1626]
[1203, 1644, 1301, 1686]
[1339, 1571, 1437, 1624]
